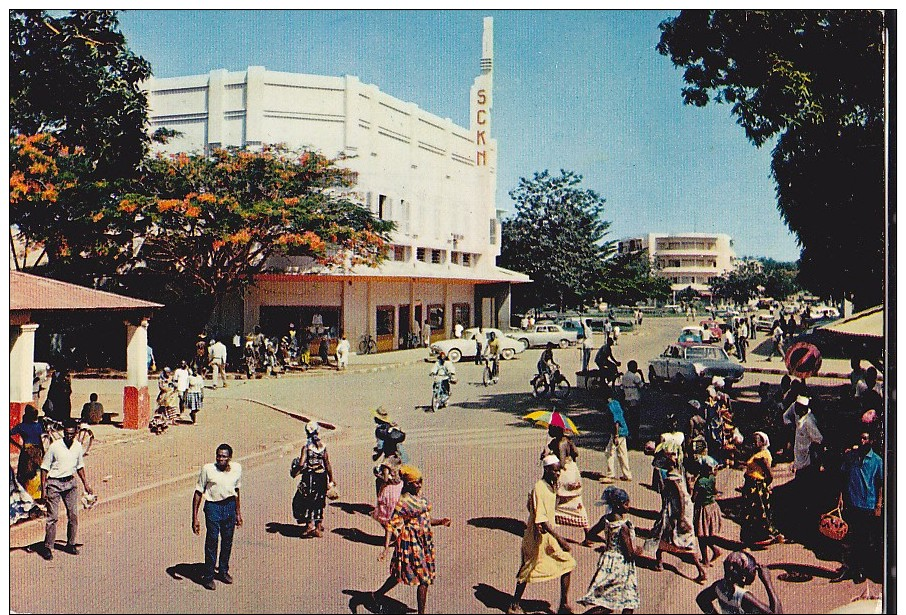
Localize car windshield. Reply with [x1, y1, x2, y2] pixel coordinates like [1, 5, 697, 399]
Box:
[686, 346, 729, 361]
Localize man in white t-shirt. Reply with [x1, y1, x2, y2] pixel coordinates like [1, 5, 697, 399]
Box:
[209, 339, 228, 388]
[39, 420, 94, 560]
[192, 443, 243, 590]
[174, 361, 190, 412]
[454, 321, 464, 339]
[620, 360, 645, 446]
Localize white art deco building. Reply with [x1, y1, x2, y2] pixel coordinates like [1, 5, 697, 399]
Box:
[617, 232, 735, 294]
[144, 17, 528, 351]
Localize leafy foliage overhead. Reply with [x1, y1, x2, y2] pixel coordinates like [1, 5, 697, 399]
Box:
[500, 170, 614, 312]
[111, 147, 395, 300]
[599, 251, 672, 306]
[657, 10, 886, 309]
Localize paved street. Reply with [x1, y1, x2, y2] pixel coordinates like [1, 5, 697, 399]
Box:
[10, 317, 876, 613]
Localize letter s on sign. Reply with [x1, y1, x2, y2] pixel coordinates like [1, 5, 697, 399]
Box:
[477, 89, 487, 105]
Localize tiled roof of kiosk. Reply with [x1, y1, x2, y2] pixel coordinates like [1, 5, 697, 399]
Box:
[10, 271, 163, 312]
[265, 259, 531, 283]
[818, 305, 884, 339]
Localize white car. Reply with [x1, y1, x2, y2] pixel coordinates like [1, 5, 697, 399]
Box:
[508, 324, 578, 349]
[428, 328, 525, 363]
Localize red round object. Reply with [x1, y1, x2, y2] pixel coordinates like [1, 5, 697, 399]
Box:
[785, 342, 822, 379]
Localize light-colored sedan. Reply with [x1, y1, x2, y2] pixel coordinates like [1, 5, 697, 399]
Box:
[648, 343, 745, 389]
[508, 324, 578, 349]
[428, 328, 525, 363]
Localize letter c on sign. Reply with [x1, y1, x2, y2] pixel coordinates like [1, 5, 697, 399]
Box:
[477, 109, 487, 125]
[477, 89, 487, 105]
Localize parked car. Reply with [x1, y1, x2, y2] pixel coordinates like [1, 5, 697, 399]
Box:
[808, 305, 840, 320]
[663, 304, 682, 313]
[429, 328, 525, 363]
[508, 324, 578, 349]
[753, 315, 776, 332]
[558, 318, 588, 339]
[648, 344, 745, 389]
[678, 326, 705, 346]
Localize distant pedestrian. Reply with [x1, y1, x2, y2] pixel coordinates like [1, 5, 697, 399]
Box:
[736, 319, 749, 363]
[600, 391, 633, 485]
[318, 335, 330, 366]
[45, 366, 73, 422]
[696, 551, 782, 614]
[209, 338, 228, 388]
[370, 465, 451, 615]
[80, 392, 104, 425]
[193, 334, 209, 377]
[39, 419, 95, 561]
[521, 315, 529, 330]
[765, 325, 784, 361]
[192, 443, 242, 590]
[506, 455, 575, 615]
[174, 361, 190, 414]
[454, 321, 464, 339]
[231, 332, 242, 372]
[580, 335, 593, 373]
[474, 327, 485, 365]
[578, 486, 642, 613]
[423, 322, 431, 347]
[157, 368, 179, 424]
[620, 361, 644, 446]
[336, 334, 350, 370]
[147, 345, 156, 373]
[185, 369, 204, 425]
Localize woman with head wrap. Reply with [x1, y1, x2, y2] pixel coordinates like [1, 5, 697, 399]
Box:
[543, 424, 592, 545]
[291, 422, 335, 537]
[651, 415, 685, 494]
[578, 486, 642, 613]
[739, 431, 784, 547]
[696, 550, 783, 614]
[371, 465, 451, 615]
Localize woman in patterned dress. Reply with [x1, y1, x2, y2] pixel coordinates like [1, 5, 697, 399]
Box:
[371, 465, 451, 615]
[579, 487, 642, 613]
[292, 422, 335, 537]
[739, 432, 784, 547]
[545, 425, 592, 545]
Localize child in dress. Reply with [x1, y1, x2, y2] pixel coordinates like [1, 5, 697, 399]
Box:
[578, 486, 642, 614]
[692, 456, 723, 566]
[696, 550, 782, 614]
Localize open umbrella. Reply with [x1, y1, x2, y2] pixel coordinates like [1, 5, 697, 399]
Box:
[523, 410, 580, 435]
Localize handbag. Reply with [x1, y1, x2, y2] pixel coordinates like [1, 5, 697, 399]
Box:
[326, 482, 340, 501]
[819, 497, 849, 541]
[289, 457, 301, 478]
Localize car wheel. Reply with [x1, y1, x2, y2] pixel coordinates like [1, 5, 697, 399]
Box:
[671, 373, 685, 389]
[501, 348, 515, 361]
[519, 338, 530, 350]
[447, 349, 461, 363]
[558, 339, 570, 349]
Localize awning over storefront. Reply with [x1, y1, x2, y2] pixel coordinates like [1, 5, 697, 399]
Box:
[261, 260, 532, 284]
[818, 305, 884, 338]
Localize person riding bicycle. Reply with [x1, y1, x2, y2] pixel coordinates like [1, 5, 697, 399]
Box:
[594, 336, 621, 382]
[430, 351, 457, 397]
[484, 331, 501, 381]
[537, 342, 559, 384]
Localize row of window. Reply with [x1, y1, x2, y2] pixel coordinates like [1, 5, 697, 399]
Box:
[375, 302, 471, 336]
[656, 240, 718, 251]
[391, 245, 476, 267]
[660, 258, 718, 268]
[367, 192, 499, 248]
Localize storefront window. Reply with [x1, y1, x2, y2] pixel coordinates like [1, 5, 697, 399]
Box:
[427, 305, 444, 330]
[452, 303, 470, 328]
[377, 306, 395, 336]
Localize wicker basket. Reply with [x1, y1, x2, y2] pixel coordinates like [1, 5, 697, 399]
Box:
[818, 506, 849, 541]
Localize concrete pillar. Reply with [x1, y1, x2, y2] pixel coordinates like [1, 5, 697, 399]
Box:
[444, 282, 453, 338]
[245, 66, 265, 146]
[122, 319, 151, 430]
[207, 69, 228, 148]
[9, 323, 39, 433]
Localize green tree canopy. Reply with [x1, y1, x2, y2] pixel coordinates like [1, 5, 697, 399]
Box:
[657, 10, 886, 309]
[500, 170, 614, 312]
[599, 251, 672, 306]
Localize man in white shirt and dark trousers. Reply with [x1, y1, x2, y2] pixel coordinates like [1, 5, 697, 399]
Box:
[209, 338, 228, 388]
[783, 395, 824, 541]
[192, 443, 243, 590]
[39, 420, 95, 560]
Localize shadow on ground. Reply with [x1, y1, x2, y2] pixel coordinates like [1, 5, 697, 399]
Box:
[473, 583, 550, 614]
[344, 589, 414, 614]
[331, 501, 376, 517]
[166, 562, 209, 587]
[332, 527, 384, 546]
[264, 521, 308, 539]
[467, 516, 526, 538]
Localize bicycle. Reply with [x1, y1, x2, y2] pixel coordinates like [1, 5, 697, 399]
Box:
[358, 333, 377, 355]
[430, 373, 455, 412]
[531, 367, 571, 400]
[482, 355, 500, 387]
[40, 417, 94, 455]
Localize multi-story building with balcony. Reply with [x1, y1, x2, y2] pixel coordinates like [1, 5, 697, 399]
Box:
[143, 17, 528, 351]
[617, 233, 735, 294]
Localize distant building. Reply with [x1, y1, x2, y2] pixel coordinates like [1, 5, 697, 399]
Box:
[617, 233, 735, 294]
[143, 17, 528, 350]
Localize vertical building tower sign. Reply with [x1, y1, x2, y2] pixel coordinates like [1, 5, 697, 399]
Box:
[472, 17, 493, 167]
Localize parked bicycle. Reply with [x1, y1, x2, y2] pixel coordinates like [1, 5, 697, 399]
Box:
[358, 333, 377, 355]
[531, 367, 571, 400]
[482, 355, 500, 387]
[40, 417, 94, 455]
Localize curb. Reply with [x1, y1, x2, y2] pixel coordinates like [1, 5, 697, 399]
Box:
[744, 365, 852, 380]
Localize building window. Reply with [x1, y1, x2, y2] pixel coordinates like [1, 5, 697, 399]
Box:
[490, 218, 498, 245]
[451, 251, 460, 265]
[379, 194, 388, 220]
[377, 305, 395, 336]
[669, 259, 681, 268]
[431, 249, 443, 264]
[393, 245, 406, 261]
[462, 253, 472, 267]
[452, 303, 470, 328]
[427, 305, 444, 330]
[416, 247, 427, 262]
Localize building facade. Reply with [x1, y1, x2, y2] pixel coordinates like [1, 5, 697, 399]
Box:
[144, 17, 528, 351]
[617, 232, 735, 294]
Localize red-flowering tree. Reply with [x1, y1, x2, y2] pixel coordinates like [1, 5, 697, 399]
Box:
[111, 146, 394, 306]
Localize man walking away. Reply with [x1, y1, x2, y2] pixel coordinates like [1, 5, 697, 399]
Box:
[209, 338, 228, 388]
[600, 390, 633, 483]
[765, 324, 784, 362]
[736, 319, 749, 363]
[620, 360, 644, 446]
[192, 443, 243, 590]
[39, 420, 95, 560]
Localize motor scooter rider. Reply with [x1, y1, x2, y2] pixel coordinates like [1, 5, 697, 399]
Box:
[430, 351, 456, 397]
[594, 336, 621, 381]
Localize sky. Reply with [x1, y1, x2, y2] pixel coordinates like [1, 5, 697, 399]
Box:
[116, 9, 801, 261]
